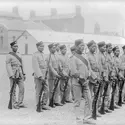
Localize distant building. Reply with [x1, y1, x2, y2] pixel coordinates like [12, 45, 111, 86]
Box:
[30, 6, 85, 33]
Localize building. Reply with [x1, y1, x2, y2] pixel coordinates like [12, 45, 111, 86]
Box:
[30, 6, 85, 33]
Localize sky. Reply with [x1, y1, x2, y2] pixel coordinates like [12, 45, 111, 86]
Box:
[0, 0, 124, 19]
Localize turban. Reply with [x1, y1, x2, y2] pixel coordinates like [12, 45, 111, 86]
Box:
[60, 45, 66, 50]
[75, 39, 83, 46]
[10, 41, 17, 46]
[98, 41, 106, 48]
[106, 43, 112, 48]
[70, 45, 76, 52]
[36, 41, 43, 47]
[48, 43, 55, 49]
[87, 40, 96, 48]
[122, 45, 125, 50]
[112, 46, 119, 52]
[55, 43, 60, 47]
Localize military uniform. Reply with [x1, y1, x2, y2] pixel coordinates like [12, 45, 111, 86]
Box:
[46, 43, 62, 106]
[58, 45, 72, 102]
[69, 40, 92, 121]
[32, 49, 49, 109]
[97, 42, 110, 112]
[120, 46, 125, 102]
[6, 41, 25, 108]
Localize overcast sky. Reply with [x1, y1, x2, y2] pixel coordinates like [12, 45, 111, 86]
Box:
[0, 0, 124, 19]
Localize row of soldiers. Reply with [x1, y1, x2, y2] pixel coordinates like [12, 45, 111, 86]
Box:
[6, 39, 125, 125]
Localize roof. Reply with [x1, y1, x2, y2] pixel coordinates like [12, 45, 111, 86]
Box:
[0, 11, 22, 19]
[0, 19, 53, 31]
[0, 19, 25, 30]
[24, 20, 53, 31]
[26, 29, 125, 45]
[31, 13, 76, 21]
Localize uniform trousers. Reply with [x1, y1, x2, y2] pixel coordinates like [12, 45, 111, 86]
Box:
[9, 78, 24, 106]
[34, 78, 49, 106]
[72, 78, 92, 119]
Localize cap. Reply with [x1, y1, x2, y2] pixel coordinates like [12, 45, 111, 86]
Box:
[87, 40, 96, 48]
[75, 39, 83, 46]
[60, 45, 66, 50]
[70, 45, 76, 52]
[36, 41, 43, 47]
[122, 45, 125, 50]
[98, 41, 106, 48]
[112, 46, 119, 52]
[10, 41, 17, 46]
[106, 43, 112, 48]
[48, 43, 55, 49]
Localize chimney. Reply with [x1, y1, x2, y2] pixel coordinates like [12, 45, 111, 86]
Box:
[75, 5, 81, 16]
[51, 8, 57, 16]
[12, 6, 19, 15]
[30, 10, 36, 18]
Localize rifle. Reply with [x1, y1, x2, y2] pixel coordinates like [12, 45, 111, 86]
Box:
[92, 80, 102, 120]
[109, 77, 117, 111]
[99, 79, 109, 114]
[118, 78, 124, 106]
[8, 70, 18, 109]
[49, 77, 60, 107]
[15, 31, 26, 42]
[61, 76, 69, 104]
[36, 53, 51, 112]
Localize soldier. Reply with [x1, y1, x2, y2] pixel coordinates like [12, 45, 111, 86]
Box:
[120, 45, 125, 103]
[32, 41, 50, 111]
[69, 45, 76, 101]
[70, 39, 95, 124]
[47, 43, 63, 107]
[97, 41, 112, 114]
[113, 46, 124, 107]
[58, 45, 73, 103]
[87, 40, 101, 117]
[6, 41, 26, 109]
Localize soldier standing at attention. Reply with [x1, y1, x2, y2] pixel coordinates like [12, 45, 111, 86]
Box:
[97, 41, 112, 114]
[58, 45, 73, 103]
[6, 41, 26, 109]
[32, 41, 50, 111]
[113, 46, 124, 107]
[87, 40, 101, 117]
[120, 45, 125, 103]
[70, 39, 95, 125]
[47, 43, 63, 107]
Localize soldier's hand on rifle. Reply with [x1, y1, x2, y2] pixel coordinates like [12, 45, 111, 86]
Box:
[39, 76, 46, 84]
[23, 74, 26, 81]
[10, 75, 15, 80]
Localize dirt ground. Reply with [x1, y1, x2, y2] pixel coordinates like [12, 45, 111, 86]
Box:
[0, 55, 125, 125]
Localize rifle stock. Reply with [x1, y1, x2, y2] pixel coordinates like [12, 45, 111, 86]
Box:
[92, 80, 101, 120]
[99, 80, 109, 114]
[61, 77, 69, 104]
[109, 79, 117, 110]
[49, 77, 60, 107]
[118, 79, 124, 106]
[8, 70, 18, 109]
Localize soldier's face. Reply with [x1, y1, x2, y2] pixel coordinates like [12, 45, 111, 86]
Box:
[50, 46, 56, 53]
[107, 46, 112, 53]
[78, 42, 85, 53]
[56, 45, 60, 52]
[37, 44, 44, 52]
[11, 44, 18, 52]
[90, 44, 96, 53]
[100, 45, 106, 52]
[61, 47, 67, 55]
[115, 48, 120, 56]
